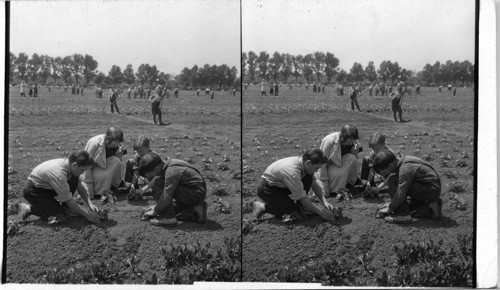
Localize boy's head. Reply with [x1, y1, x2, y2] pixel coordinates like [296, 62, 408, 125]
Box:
[104, 126, 124, 148]
[133, 135, 151, 156]
[302, 148, 329, 175]
[368, 132, 387, 153]
[339, 123, 359, 146]
[372, 149, 398, 178]
[68, 150, 95, 176]
[138, 152, 164, 179]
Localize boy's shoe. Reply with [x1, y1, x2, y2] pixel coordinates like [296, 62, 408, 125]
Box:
[193, 201, 208, 223]
[252, 201, 265, 220]
[384, 214, 413, 224]
[175, 212, 196, 222]
[429, 198, 443, 220]
[18, 203, 31, 220]
[149, 217, 180, 227]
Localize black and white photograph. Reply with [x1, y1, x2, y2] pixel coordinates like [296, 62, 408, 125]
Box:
[2, 0, 498, 288]
[241, 0, 482, 287]
[5, 0, 241, 285]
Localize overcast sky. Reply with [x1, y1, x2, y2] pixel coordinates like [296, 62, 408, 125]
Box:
[243, 0, 476, 72]
[10, 0, 241, 75]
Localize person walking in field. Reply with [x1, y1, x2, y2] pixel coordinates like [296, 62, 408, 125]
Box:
[252, 148, 336, 222]
[415, 84, 421, 95]
[109, 88, 121, 114]
[374, 149, 443, 223]
[83, 126, 127, 200]
[260, 80, 267, 97]
[149, 85, 166, 125]
[138, 152, 208, 226]
[33, 83, 39, 98]
[20, 82, 26, 97]
[319, 124, 364, 199]
[389, 82, 406, 122]
[174, 88, 179, 98]
[17, 150, 102, 224]
[349, 84, 362, 112]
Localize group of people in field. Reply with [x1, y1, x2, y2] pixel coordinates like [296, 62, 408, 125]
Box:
[253, 124, 443, 224]
[17, 127, 208, 227]
[18, 82, 38, 98]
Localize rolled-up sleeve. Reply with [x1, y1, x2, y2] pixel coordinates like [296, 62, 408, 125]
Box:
[47, 176, 73, 203]
[281, 170, 306, 201]
[388, 166, 415, 212]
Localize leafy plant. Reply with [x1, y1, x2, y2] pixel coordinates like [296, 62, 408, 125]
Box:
[394, 239, 447, 265]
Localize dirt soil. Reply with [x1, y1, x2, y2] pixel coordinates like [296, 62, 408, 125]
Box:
[241, 86, 474, 285]
[6, 88, 241, 283]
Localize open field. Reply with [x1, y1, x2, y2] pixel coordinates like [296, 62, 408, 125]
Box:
[6, 88, 241, 283]
[242, 85, 474, 286]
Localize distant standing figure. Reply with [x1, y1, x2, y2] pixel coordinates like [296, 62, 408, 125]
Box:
[77, 87, 80, 95]
[20, 82, 26, 97]
[438, 85, 442, 93]
[260, 81, 266, 97]
[211, 90, 215, 100]
[197, 89, 200, 96]
[150, 86, 166, 125]
[322, 85, 325, 94]
[415, 84, 421, 95]
[349, 85, 362, 112]
[28, 84, 33, 97]
[174, 88, 179, 98]
[453, 87, 457, 96]
[109, 88, 121, 114]
[269, 84, 274, 96]
[80, 87, 84, 96]
[128, 86, 132, 99]
[274, 83, 279, 96]
[33, 83, 38, 98]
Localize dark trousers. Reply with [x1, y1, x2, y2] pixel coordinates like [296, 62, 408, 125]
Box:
[392, 99, 402, 121]
[124, 159, 139, 187]
[350, 97, 361, 111]
[110, 102, 120, 114]
[151, 102, 162, 123]
[23, 177, 78, 220]
[153, 180, 206, 218]
[360, 156, 372, 182]
[257, 174, 313, 218]
[388, 177, 440, 216]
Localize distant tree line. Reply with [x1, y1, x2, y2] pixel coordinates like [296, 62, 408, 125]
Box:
[242, 51, 475, 86]
[9, 52, 240, 90]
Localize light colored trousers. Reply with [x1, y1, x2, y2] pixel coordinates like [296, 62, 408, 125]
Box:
[85, 156, 124, 196]
[319, 153, 359, 194]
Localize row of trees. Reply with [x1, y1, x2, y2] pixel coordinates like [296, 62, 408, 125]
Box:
[9, 52, 240, 89]
[241, 51, 475, 86]
[178, 64, 239, 90]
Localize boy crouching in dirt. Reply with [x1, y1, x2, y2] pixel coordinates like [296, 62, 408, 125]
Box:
[360, 132, 399, 197]
[373, 149, 443, 223]
[252, 148, 337, 222]
[18, 150, 102, 224]
[138, 152, 208, 226]
[124, 135, 155, 198]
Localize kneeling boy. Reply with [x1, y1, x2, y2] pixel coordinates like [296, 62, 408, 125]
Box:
[138, 152, 207, 226]
[18, 150, 101, 223]
[253, 148, 335, 222]
[373, 149, 443, 223]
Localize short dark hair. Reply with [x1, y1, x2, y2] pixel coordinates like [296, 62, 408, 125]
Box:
[340, 123, 359, 141]
[302, 148, 329, 165]
[368, 132, 386, 148]
[372, 149, 397, 174]
[68, 150, 95, 167]
[138, 152, 163, 176]
[133, 135, 150, 150]
[105, 126, 124, 143]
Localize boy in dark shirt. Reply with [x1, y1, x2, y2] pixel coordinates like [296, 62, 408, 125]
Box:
[373, 149, 443, 223]
[138, 152, 208, 226]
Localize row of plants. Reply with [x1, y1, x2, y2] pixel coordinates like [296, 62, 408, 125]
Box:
[265, 234, 473, 287]
[43, 237, 241, 284]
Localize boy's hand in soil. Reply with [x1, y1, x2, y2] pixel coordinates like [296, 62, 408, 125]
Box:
[320, 208, 335, 221]
[86, 211, 102, 223]
[323, 201, 334, 211]
[88, 202, 99, 213]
